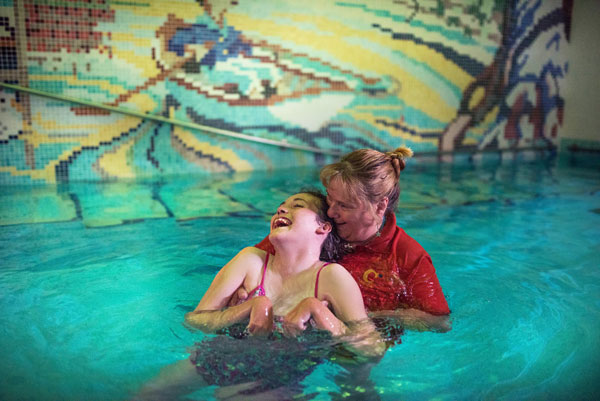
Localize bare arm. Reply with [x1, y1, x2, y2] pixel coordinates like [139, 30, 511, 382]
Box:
[283, 297, 345, 336]
[185, 296, 273, 335]
[369, 308, 451, 333]
[184, 247, 273, 334]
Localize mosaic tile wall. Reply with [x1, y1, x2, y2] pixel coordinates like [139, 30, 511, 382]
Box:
[0, 0, 572, 184]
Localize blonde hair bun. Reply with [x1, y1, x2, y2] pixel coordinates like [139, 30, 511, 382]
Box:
[392, 146, 413, 159]
[386, 146, 413, 174]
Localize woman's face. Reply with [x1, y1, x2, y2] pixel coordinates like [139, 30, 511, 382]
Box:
[269, 193, 328, 238]
[326, 177, 379, 243]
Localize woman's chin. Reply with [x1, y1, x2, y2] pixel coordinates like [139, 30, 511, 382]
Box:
[337, 229, 352, 242]
[268, 228, 289, 241]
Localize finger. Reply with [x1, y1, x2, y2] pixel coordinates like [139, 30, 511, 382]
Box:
[228, 294, 239, 307]
[237, 288, 248, 301]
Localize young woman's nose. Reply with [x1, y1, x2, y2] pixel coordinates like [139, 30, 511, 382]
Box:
[277, 205, 288, 214]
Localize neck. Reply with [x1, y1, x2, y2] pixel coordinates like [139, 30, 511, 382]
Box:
[270, 240, 322, 276]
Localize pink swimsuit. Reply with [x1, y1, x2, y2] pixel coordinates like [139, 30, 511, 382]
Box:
[247, 253, 331, 299]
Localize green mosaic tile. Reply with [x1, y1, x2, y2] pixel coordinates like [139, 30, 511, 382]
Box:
[0, 186, 77, 226]
[71, 182, 169, 227]
[159, 177, 251, 220]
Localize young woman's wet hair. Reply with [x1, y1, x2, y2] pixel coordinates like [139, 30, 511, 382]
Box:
[299, 189, 346, 262]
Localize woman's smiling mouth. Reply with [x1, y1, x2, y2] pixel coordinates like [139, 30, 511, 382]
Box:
[272, 217, 292, 229]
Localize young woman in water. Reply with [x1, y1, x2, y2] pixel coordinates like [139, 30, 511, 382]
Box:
[137, 191, 383, 400]
[185, 190, 382, 341]
[252, 147, 451, 331]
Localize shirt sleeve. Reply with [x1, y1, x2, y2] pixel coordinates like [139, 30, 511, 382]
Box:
[405, 254, 450, 315]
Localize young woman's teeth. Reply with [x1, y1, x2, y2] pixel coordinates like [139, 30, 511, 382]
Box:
[274, 217, 291, 228]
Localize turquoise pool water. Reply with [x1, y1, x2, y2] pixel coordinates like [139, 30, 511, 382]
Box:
[1, 159, 599, 400]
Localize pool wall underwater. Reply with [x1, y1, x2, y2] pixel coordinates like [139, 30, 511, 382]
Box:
[2, 0, 597, 185]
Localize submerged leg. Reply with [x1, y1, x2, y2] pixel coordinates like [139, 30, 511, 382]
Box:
[215, 381, 317, 401]
[330, 361, 381, 401]
[135, 358, 206, 401]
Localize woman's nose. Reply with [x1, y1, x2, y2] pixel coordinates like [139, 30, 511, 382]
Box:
[327, 204, 338, 218]
[277, 205, 288, 214]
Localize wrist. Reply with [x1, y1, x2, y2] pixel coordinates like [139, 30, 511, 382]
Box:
[302, 297, 322, 312]
[252, 295, 272, 310]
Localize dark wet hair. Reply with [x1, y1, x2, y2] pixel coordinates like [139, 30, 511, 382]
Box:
[299, 188, 346, 262]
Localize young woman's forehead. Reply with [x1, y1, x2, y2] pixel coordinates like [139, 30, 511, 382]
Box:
[282, 193, 320, 206]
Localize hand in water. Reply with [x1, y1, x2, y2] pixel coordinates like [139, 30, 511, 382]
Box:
[283, 298, 342, 337]
[247, 296, 273, 335]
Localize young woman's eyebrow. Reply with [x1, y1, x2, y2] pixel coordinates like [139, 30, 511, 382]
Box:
[277, 198, 307, 208]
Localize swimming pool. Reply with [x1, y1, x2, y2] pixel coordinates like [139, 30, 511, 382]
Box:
[1, 157, 599, 400]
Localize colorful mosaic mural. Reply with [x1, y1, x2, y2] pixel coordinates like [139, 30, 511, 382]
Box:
[0, 0, 572, 184]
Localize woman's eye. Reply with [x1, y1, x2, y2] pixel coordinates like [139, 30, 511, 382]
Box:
[293, 204, 304, 208]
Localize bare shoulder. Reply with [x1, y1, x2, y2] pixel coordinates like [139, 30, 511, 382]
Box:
[321, 262, 347, 275]
[223, 246, 267, 275]
[233, 246, 266, 262]
[318, 262, 367, 321]
[237, 246, 267, 260]
[320, 263, 358, 287]
[192, 247, 268, 312]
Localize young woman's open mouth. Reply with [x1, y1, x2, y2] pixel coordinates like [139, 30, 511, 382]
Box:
[272, 217, 292, 229]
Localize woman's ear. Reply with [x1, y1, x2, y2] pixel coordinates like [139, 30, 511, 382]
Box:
[375, 197, 388, 218]
[316, 221, 332, 235]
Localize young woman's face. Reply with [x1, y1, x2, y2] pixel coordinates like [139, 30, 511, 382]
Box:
[326, 178, 379, 243]
[269, 193, 327, 238]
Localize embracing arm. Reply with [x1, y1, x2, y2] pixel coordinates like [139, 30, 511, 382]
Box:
[391, 253, 451, 332]
[186, 296, 273, 334]
[283, 297, 345, 336]
[184, 247, 273, 335]
[369, 308, 451, 332]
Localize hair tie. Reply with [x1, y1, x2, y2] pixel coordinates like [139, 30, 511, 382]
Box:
[391, 158, 400, 177]
[387, 153, 405, 177]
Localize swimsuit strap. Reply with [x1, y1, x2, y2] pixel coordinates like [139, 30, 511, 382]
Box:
[314, 262, 332, 299]
[257, 253, 269, 293]
[248, 253, 270, 298]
